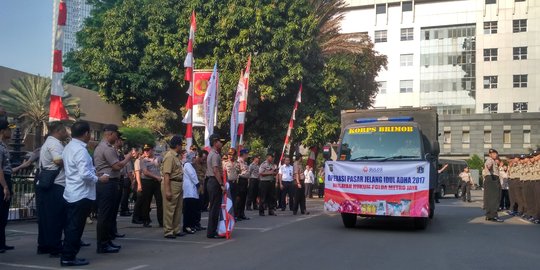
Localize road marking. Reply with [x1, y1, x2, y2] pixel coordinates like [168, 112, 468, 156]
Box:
[6, 229, 38, 235]
[125, 265, 149, 270]
[232, 227, 266, 231]
[0, 262, 88, 270]
[203, 239, 235, 249]
[121, 237, 209, 245]
[260, 213, 321, 232]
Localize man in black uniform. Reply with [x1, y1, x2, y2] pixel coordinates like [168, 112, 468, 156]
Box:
[206, 134, 226, 239]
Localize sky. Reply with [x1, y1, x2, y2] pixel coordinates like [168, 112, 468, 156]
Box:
[0, 0, 54, 77]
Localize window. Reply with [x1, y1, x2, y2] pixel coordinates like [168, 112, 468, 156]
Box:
[402, 1, 413, 12]
[515, 0, 525, 2]
[400, 28, 414, 41]
[504, 131, 511, 144]
[376, 4, 386, 14]
[485, 0, 496, 4]
[524, 130, 531, 144]
[513, 74, 527, 88]
[462, 131, 470, 143]
[483, 103, 498, 113]
[513, 19, 527, 33]
[399, 80, 413, 93]
[400, 54, 413, 66]
[483, 76, 498, 89]
[513, 47, 527, 60]
[378, 81, 387, 94]
[443, 131, 451, 144]
[484, 131, 492, 143]
[483, 21, 498, 34]
[513, 102, 528, 112]
[483, 48, 498, 61]
[374, 30, 387, 43]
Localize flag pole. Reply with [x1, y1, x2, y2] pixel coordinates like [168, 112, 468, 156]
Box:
[279, 85, 303, 165]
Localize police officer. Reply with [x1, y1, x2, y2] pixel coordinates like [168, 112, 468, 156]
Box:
[237, 149, 250, 220]
[161, 135, 185, 239]
[259, 153, 278, 216]
[483, 148, 502, 222]
[293, 155, 309, 215]
[223, 148, 240, 219]
[93, 124, 131, 253]
[507, 155, 520, 215]
[0, 120, 14, 253]
[206, 134, 226, 239]
[459, 167, 473, 203]
[246, 156, 260, 211]
[278, 157, 294, 211]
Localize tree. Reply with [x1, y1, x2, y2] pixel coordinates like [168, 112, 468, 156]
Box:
[123, 103, 178, 139]
[0, 76, 81, 147]
[65, 0, 386, 152]
[119, 127, 156, 149]
[467, 154, 484, 171]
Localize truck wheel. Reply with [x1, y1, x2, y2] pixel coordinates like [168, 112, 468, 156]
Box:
[455, 188, 462, 198]
[341, 213, 357, 228]
[414, 217, 429, 230]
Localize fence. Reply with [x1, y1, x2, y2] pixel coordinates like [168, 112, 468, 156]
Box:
[8, 174, 37, 220]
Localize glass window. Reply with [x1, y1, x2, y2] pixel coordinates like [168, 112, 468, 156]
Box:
[400, 80, 413, 93]
[402, 1, 413, 12]
[513, 102, 528, 112]
[483, 21, 498, 34]
[483, 76, 498, 89]
[485, 0, 496, 4]
[401, 28, 414, 41]
[503, 131, 511, 144]
[483, 48, 498, 61]
[443, 131, 451, 144]
[513, 19, 527, 33]
[515, 0, 525, 2]
[513, 47, 527, 60]
[374, 30, 387, 43]
[483, 103, 498, 114]
[513, 74, 528, 88]
[400, 54, 413, 66]
[423, 30, 430, 40]
[378, 81, 387, 94]
[376, 4, 386, 14]
[462, 131, 470, 143]
[484, 131, 492, 143]
[524, 130, 531, 144]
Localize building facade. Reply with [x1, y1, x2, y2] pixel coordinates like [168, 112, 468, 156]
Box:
[342, 0, 539, 114]
[51, 0, 93, 57]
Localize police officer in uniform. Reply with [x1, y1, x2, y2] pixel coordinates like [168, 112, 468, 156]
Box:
[483, 149, 502, 222]
[246, 156, 260, 211]
[237, 149, 250, 220]
[161, 135, 185, 239]
[93, 124, 131, 253]
[0, 120, 14, 253]
[206, 134, 226, 239]
[507, 155, 520, 215]
[293, 155, 309, 215]
[258, 153, 278, 216]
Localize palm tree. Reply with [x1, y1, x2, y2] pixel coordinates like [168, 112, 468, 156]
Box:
[0, 75, 81, 147]
[311, 0, 369, 57]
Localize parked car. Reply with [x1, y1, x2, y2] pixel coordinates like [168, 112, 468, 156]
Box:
[438, 159, 468, 198]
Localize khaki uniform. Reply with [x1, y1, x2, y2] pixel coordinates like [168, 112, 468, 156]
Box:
[161, 150, 183, 237]
[258, 160, 277, 214]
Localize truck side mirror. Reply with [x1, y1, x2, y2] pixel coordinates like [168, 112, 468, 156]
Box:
[322, 145, 331, 160]
[431, 141, 440, 156]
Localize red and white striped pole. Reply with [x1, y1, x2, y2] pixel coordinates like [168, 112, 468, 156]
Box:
[182, 11, 196, 150]
[49, 0, 69, 122]
[279, 85, 302, 165]
[237, 55, 251, 150]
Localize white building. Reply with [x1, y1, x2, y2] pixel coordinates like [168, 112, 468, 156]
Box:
[342, 0, 539, 114]
[51, 0, 93, 58]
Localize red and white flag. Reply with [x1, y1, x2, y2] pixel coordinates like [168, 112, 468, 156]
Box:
[203, 63, 218, 148]
[49, 0, 69, 122]
[231, 55, 252, 149]
[279, 85, 303, 165]
[182, 11, 196, 150]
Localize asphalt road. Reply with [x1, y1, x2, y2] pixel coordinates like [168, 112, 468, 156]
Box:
[1, 190, 539, 270]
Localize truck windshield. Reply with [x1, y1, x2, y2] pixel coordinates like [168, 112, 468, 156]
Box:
[340, 125, 422, 161]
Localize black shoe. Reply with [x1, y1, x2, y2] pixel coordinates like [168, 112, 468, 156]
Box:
[107, 241, 122, 249]
[142, 222, 152, 228]
[194, 225, 207, 231]
[302, 211, 310, 215]
[131, 219, 143, 225]
[80, 241, 91, 247]
[486, 217, 504, 222]
[1, 245, 14, 250]
[207, 234, 225, 239]
[176, 232, 187, 237]
[259, 212, 265, 216]
[114, 233, 125, 238]
[269, 211, 277, 216]
[96, 244, 120, 254]
[60, 258, 89, 267]
[37, 247, 50, 254]
[183, 227, 196, 234]
[246, 207, 252, 211]
[164, 235, 176, 239]
[239, 216, 250, 220]
[119, 211, 132, 217]
[435, 200, 440, 203]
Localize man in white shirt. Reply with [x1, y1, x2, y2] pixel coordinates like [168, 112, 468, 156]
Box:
[304, 165, 315, 199]
[278, 157, 294, 211]
[61, 121, 109, 267]
[36, 122, 68, 257]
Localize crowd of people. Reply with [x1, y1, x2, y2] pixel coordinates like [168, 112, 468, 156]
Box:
[0, 120, 325, 267]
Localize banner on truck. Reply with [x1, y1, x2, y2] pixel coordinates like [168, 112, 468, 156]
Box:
[324, 161, 430, 217]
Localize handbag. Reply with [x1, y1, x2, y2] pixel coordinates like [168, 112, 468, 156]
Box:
[36, 165, 61, 189]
